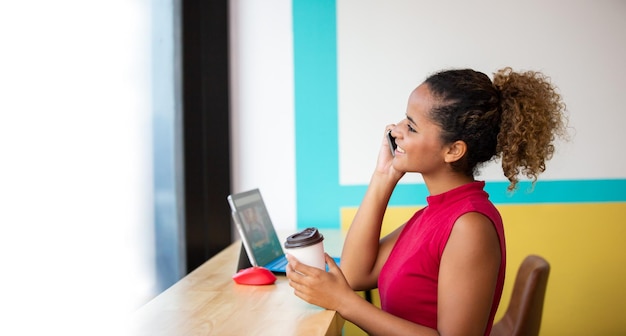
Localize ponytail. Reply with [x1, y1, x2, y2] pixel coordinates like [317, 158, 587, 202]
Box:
[493, 67, 568, 190]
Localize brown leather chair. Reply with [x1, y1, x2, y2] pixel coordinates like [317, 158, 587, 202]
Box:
[490, 255, 551, 336]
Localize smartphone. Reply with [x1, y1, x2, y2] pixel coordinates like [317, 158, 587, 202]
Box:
[387, 130, 397, 156]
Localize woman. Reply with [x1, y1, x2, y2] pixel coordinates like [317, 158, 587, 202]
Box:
[286, 68, 568, 335]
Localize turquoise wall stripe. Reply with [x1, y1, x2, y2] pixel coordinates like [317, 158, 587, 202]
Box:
[293, 0, 626, 229]
[485, 179, 626, 204]
[340, 180, 626, 208]
[293, 0, 340, 229]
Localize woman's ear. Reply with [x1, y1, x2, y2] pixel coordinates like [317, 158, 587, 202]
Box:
[444, 140, 467, 163]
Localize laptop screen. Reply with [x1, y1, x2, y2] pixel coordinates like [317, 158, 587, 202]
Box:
[229, 189, 284, 266]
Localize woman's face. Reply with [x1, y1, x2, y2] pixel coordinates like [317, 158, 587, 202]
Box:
[390, 84, 449, 175]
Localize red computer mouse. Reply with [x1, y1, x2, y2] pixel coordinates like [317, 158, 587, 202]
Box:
[232, 266, 277, 285]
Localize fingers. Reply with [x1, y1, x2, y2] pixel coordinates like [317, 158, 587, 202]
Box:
[286, 254, 301, 274]
[288, 253, 329, 277]
[286, 254, 314, 278]
[324, 254, 343, 277]
[324, 253, 338, 270]
[286, 255, 316, 300]
[324, 254, 348, 286]
[385, 124, 396, 135]
[286, 254, 348, 309]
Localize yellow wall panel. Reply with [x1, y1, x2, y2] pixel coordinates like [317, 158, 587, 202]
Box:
[340, 203, 626, 335]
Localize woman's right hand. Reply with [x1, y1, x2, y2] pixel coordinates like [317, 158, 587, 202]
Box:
[375, 124, 405, 182]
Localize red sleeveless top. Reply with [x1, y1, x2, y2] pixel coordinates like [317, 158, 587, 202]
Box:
[378, 181, 506, 335]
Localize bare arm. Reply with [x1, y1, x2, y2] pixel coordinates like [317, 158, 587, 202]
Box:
[340, 173, 403, 290]
[287, 211, 502, 336]
[340, 126, 405, 290]
[437, 212, 502, 335]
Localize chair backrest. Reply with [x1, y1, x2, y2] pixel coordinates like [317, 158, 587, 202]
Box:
[490, 255, 551, 336]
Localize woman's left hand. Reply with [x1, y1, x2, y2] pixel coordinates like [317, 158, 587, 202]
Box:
[286, 253, 354, 312]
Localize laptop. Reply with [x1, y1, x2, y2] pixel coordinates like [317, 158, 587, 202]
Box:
[227, 188, 339, 274]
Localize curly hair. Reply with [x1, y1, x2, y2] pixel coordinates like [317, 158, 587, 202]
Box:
[424, 67, 568, 191]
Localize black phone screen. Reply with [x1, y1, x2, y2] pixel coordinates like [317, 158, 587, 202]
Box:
[387, 130, 397, 156]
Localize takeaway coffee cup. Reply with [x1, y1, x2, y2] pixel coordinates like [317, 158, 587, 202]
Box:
[284, 227, 325, 271]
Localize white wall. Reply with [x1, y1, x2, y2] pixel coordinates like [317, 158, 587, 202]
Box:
[0, 1, 154, 334]
[337, 0, 626, 184]
[229, 0, 297, 232]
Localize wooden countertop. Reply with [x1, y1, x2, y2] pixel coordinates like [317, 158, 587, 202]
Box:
[132, 233, 345, 335]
